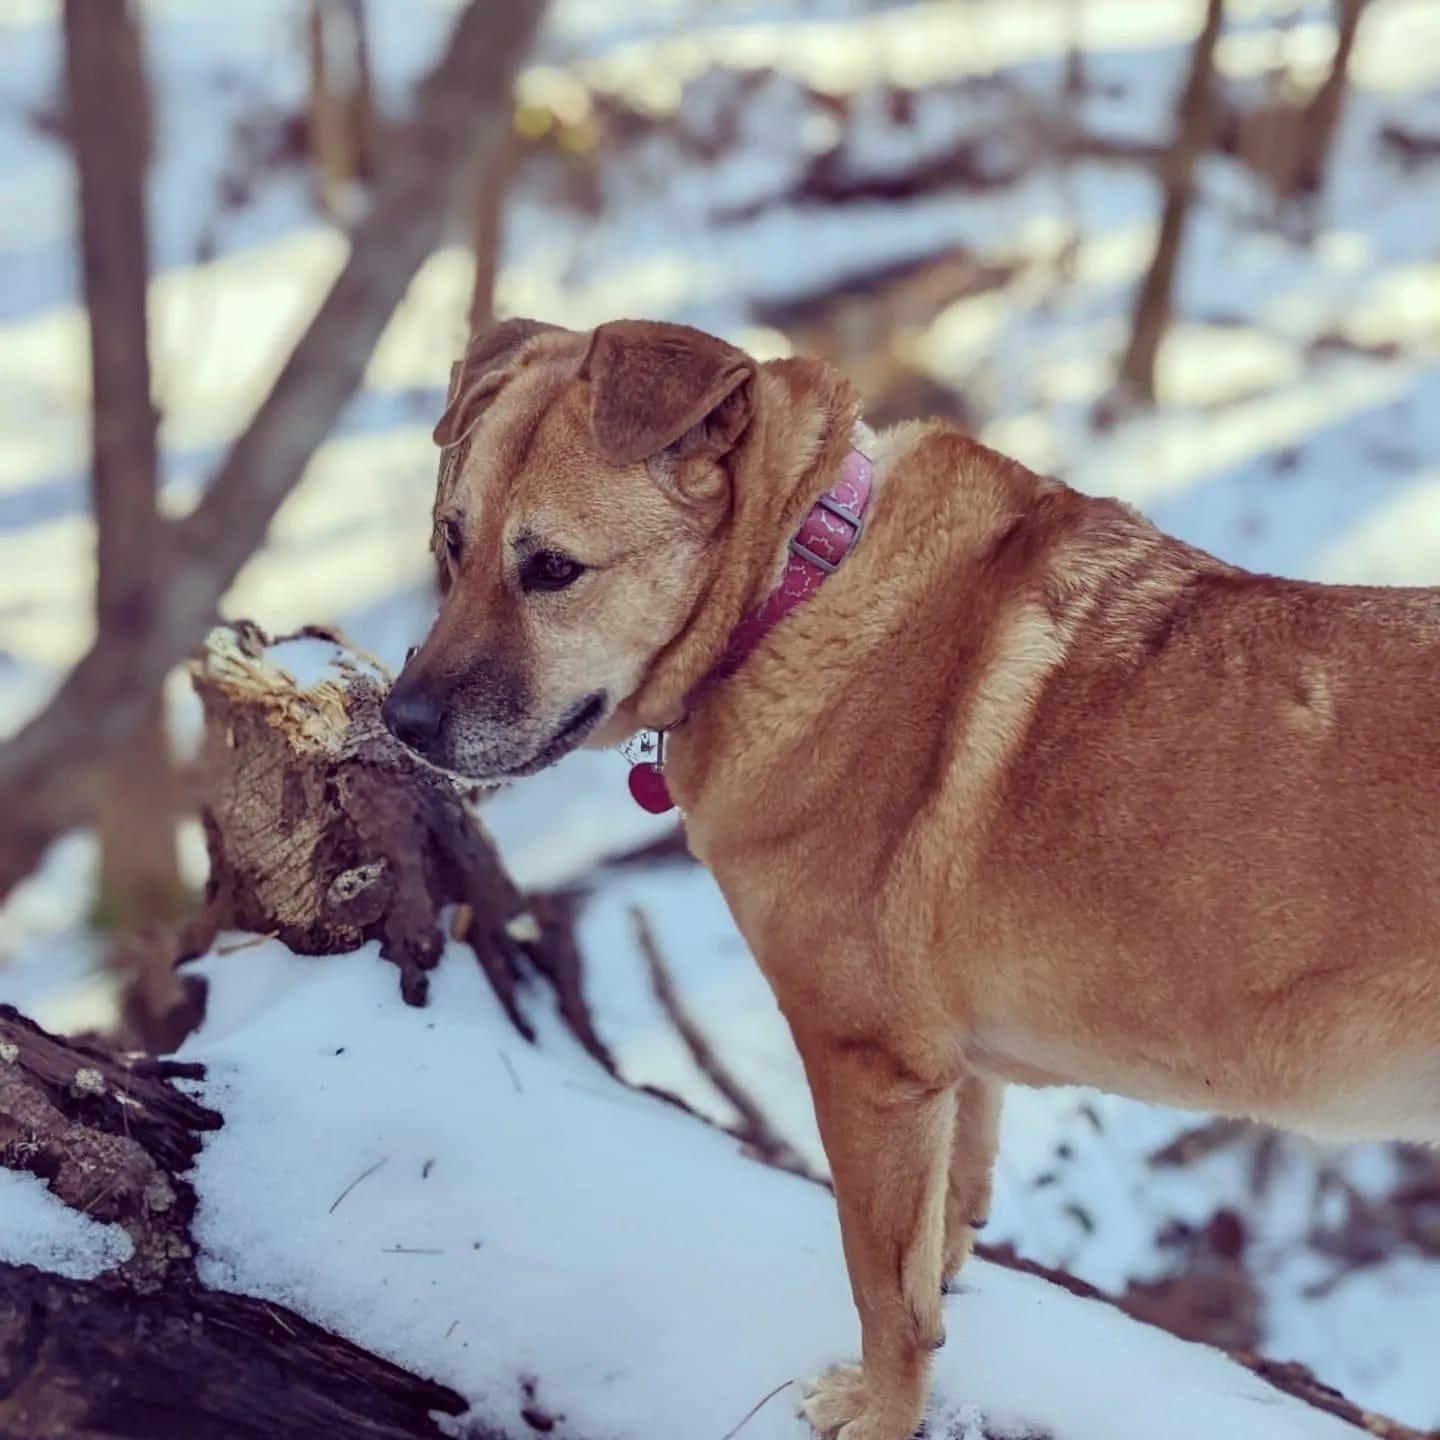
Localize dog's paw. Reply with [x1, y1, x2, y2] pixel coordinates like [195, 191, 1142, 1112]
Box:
[800, 1364, 920, 1440]
[801, 1364, 866, 1437]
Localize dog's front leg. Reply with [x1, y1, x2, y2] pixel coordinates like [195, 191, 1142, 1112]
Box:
[942, 1073, 1002, 1290]
[798, 1040, 956, 1440]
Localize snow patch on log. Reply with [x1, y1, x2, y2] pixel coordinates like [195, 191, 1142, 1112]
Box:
[178, 937, 1365, 1440]
[0, 1168, 133, 1279]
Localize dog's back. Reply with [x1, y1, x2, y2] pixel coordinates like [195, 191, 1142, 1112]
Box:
[949, 462, 1440, 1141]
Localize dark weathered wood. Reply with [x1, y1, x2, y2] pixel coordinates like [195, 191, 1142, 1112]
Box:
[0, 1003, 217, 1292]
[0, 0, 548, 906]
[0, 1008, 469, 1440]
[0, 1267, 473, 1440]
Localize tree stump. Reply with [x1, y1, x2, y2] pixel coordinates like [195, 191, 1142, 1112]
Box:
[189, 621, 609, 1066]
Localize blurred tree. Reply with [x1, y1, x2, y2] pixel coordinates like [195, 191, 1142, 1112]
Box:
[62, 0, 185, 934]
[1061, 0, 1087, 105]
[1293, 0, 1367, 197]
[1234, 0, 1368, 212]
[468, 134, 517, 335]
[308, 0, 384, 221]
[0, 0, 548, 907]
[1108, 0, 1226, 416]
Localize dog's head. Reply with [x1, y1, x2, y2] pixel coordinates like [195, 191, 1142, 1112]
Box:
[381, 317, 761, 780]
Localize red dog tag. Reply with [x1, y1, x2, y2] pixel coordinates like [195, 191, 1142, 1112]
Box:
[628, 762, 674, 814]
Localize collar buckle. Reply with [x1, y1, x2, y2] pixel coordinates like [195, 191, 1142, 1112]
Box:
[815, 491, 865, 534]
[788, 490, 865, 573]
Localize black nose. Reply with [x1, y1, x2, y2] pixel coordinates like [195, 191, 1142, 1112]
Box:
[382, 680, 443, 753]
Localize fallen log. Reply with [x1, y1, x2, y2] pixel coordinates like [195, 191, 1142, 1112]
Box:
[0, 1003, 467, 1439]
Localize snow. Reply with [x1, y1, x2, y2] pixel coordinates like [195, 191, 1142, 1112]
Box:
[3, 0, 1440, 1429]
[573, 846, 1440, 1430]
[481, 750, 678, 891]
[179, 937, 1360, 1440]
[0, 1166, 134, 1280]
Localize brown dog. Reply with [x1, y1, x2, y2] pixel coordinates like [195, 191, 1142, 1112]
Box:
[383, 317, 1440, 1440]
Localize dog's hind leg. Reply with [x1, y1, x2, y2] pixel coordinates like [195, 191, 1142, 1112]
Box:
[941, 1073, 1003, 1292]
[797, 1040, 955, 1440]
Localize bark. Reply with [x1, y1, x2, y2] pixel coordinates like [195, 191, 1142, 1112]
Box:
[62, 0, 184, 933]
[189, 622, 611, 1048]
[467, 133, 516, 335]
[308, 0, 384, 221]
[1293, 0, 1367, 196]
[94, 702, 186, 936]
[1107, 0, 1226, 415]
[0, 0, 548, 906]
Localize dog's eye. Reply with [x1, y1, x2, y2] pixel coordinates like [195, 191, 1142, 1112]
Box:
[438, 516, 463, 562]
[520, 550, 585, 593]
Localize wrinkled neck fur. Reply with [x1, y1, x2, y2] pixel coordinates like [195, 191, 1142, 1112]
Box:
[624, 358, 861, 730]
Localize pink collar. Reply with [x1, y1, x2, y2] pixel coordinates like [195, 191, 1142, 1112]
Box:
[627, 448, 875, 813]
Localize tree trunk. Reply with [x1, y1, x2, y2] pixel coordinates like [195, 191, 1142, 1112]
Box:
[189, 622, 610, 1051]
[1107, 0, 1226, 415]
[308, 0, 384, 222]
[467, 134, 516, 335]
[1293, 0, 1367, 197]
[94, 698, 186, 936]
[0, 0, 548, 907]
[62, 0, 184, 934]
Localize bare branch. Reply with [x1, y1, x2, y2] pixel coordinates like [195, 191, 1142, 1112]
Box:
[0, 0, 546, 901]
[1104, 0, 1226, 416]
[1293, 0, 1368, 196]
[631, 905, 817, 1182]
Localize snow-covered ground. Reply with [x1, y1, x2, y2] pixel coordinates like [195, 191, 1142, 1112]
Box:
[166, 935, 1363, 1440]
[3, 0, 1440, 1431]
[570, 843, 1440, 1431]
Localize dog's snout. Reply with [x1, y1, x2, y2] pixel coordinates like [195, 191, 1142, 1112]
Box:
[382, 679, 443, 754]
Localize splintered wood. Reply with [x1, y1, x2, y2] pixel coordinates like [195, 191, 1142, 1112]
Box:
[191, 620, 515, 1009]
[188, 622, 609, 1058]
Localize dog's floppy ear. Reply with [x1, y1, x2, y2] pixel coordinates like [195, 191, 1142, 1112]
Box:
[433, 317, 559, 449]
[582, 320, 755, 467]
